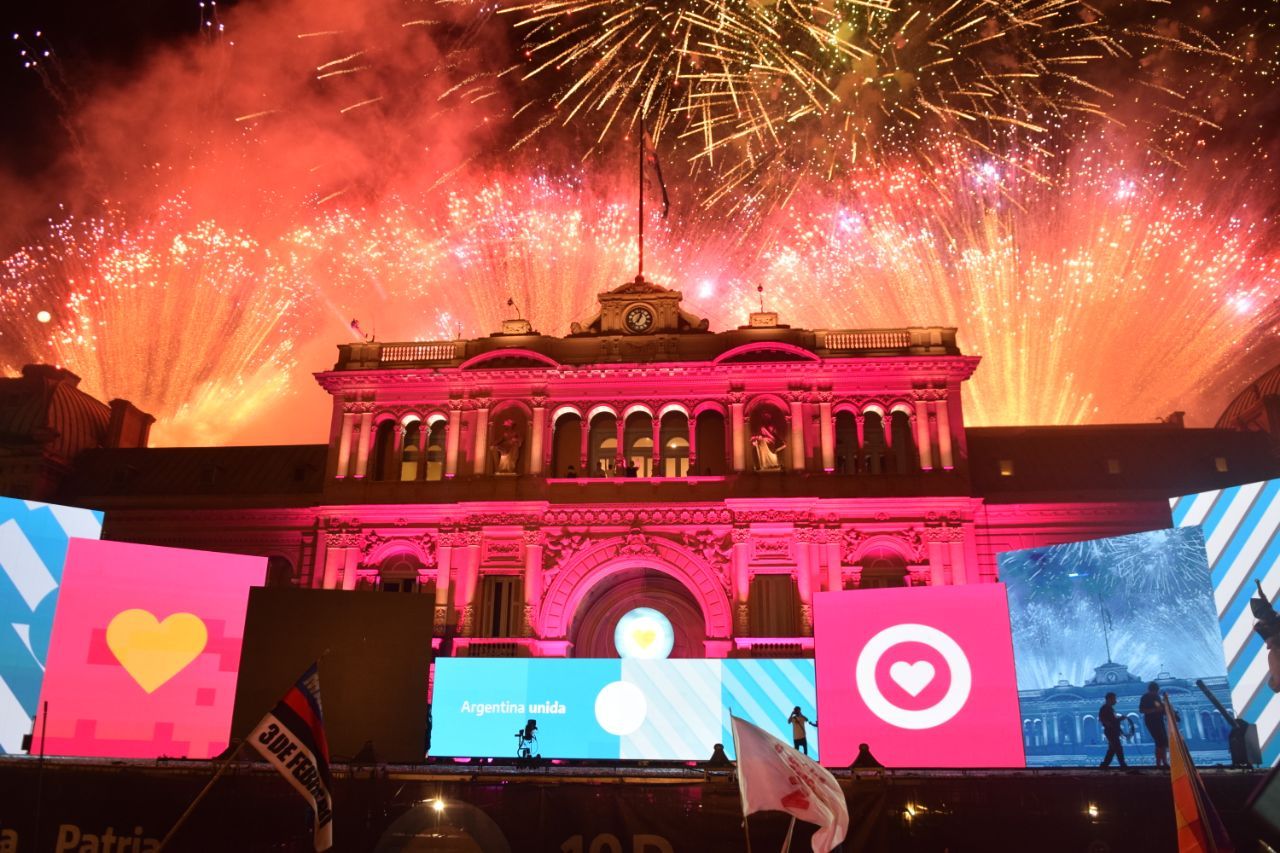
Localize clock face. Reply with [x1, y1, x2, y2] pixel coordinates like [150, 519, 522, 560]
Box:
[625, 305, 655, 333]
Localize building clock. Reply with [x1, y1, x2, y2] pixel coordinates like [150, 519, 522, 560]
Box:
[624, 304, 655, 334]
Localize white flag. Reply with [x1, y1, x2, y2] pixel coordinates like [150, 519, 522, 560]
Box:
[731, 715, 848, 852]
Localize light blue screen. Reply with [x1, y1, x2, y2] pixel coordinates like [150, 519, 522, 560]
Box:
[0, 496, 104, 754]
[430, 658, 817, 760]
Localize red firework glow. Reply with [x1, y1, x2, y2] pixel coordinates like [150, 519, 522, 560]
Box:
[1, 0, 1278, 445]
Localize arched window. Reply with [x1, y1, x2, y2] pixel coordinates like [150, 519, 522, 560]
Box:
[401, 420, 422, 481]
[550, 412, 582, 477]
[889, 410, 914, 473]
[371, 420, 398, 481]
[834, 410, 858, 474]
[695, 411, 728, 475]
[660, 411, 690, 477]
[589, 413, 618, 476]
[858, 547, 908, 588]
[624, 411, 654, 477]
[425, 420, 446, 481]
[862, 412, 886, 475]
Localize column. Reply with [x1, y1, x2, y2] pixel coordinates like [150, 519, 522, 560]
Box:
[818, 399, 835, 473]
[341, 547, 360, 591]
[614, 416, 626, 474]
[336, 412, 355, 478]
[472, 404, 490, 476]
[935, 397, 954, 470]
[435, 534, 454, 631]
[529, 403, 546, 475]
[731, 528, 751, 635]
[824, 530, 842, 592]
[730, 400, 747, 472]
[914, 399, 933, 471]
[416, 420, 429, 481]
[687, 415, 698, 474]
[788, 397, 806, 471]
[948, 533, 968, 585]
[927, 536, 947, 586]
[392, 422, 405, 468]
[651, 416, 662, 476]
[354, 411, 374, 477]
[579, 415, 591, 473]
[795, 535, 813, 635]
[455, 531, 483, 636]
[309, 526, 327, 589]
[523, 530, 544, 637]
[854, 414, 865, 453]
[444, 405, 462, 479]
[321, 545, 344, 590]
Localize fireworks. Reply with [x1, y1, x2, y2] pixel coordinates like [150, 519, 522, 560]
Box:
[0, 203, 305, 446]
[3, 149, 1278, 444]
[1, 0, 1278, 445]
[503, 0, 1214, 209]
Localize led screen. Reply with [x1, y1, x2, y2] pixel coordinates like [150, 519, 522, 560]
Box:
[0, 496, 103, 754]
[1172, 478, 1280, 765]
[37, 538, 265, 758]
[431, 658, 817, 761]
[813, 584, 1024, 768]
[999, 527, 1233, 767]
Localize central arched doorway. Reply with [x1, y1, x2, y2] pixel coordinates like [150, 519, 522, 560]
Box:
[570, 568, 706, 658]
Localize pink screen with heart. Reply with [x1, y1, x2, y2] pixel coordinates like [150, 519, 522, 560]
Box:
[36, 538, 265, 758]
[813, 584, 1025, 768]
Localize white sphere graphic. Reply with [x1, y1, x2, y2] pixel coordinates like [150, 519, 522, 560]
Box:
[594, 680, 648, 736]
[613, 607, 674, 659]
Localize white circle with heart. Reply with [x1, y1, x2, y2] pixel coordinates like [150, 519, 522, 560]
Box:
[854, 623, 972, 730]
[613, 607, 674, 659]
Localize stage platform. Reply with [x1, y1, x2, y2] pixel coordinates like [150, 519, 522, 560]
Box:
[0, 756, 1267, 851]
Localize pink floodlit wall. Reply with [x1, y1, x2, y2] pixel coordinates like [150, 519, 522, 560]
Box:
[37, 538, 265, 759]
[813, 585, 1024, 768]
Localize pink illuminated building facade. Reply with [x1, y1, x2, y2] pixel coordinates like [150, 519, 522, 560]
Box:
[45, 279, 1280, 659]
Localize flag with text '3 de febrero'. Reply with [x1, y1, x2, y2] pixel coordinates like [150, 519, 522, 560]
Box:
[731, 715, 849, 853]
[249, 663, 334, 851]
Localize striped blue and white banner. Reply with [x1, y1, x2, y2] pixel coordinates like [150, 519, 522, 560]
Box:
[1171, 478, 1280, 765]
[0, 496, 104, 754]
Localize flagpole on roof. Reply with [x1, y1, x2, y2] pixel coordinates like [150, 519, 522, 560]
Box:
[637, 119, 645, 281]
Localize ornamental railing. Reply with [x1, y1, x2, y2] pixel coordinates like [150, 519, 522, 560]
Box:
[378, 342, 459, 363]
[822, 329, 913, 351]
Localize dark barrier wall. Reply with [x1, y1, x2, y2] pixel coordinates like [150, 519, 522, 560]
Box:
[0, 760, 1265, 852]
[231, 588, 433, 764]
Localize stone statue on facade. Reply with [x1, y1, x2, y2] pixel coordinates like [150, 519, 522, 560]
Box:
[491, 419, 523, 475]
[751, 413, 786, 471]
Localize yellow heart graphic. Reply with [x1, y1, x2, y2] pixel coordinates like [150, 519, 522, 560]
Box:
[106, 609, 208, 694]
[633, 628, 657, 649]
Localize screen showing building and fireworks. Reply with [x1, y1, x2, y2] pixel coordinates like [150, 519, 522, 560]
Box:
[999, 527, 1234, 768]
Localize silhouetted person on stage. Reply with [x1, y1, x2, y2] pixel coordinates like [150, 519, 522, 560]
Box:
[1098, 692, 1127, 768]
[788, 706, 816, 755]
[707, 743, 731, 767]
[851, 743, 883, 769]
[1138, 682, 1169, 768]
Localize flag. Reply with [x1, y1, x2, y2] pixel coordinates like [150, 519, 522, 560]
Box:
[730, 715, 848, 853]
[249, 664, 334, 851]
[1165, 692, 1234, 853]
[642, 130, 670, 219]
